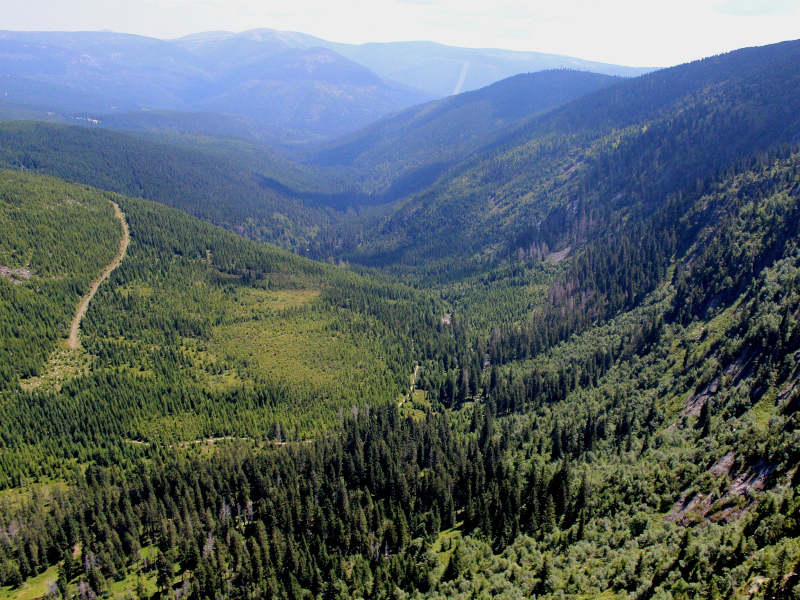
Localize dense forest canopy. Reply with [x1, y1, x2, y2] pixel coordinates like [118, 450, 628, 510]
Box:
[2, 38, 800, 600]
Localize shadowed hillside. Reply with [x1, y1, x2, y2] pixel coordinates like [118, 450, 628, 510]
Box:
[348, 39, 800, 282]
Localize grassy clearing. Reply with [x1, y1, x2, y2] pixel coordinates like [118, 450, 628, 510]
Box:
[430, 523, 464, 580]
[751, 390, 778, 431]
[573, 591, 626, 600]
[103, 547, 163, 599]
[106, 571, 156, 599]
[42, 547, 166, 600]
[183, 286, 388, 393]
[18, 346, 94, 393]
[229, 288, 320, 317]
[212, 308, 394, 392]
[400, 389, 429, 421]
[431, 524, 463, 554]
[0, 564, 58, 600]
[0, 479, 69, 509]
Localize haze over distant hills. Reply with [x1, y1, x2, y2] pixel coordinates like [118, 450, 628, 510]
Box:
[173, 28, 656, 97]
[0, 27, 651, 137]
[0, 30, 434, 137]
[0, 68, 626, 257]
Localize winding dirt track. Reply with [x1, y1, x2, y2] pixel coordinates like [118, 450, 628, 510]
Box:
[67, 202, 130, 350]
[397, 365, 420, 408]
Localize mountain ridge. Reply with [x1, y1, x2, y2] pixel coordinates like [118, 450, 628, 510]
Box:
[0, 29, 435, 137]
[344, 38, 800, 281]
[311, 69, 623, 196]
[174, 28, 654, 96]
[0, 68, 631, 259]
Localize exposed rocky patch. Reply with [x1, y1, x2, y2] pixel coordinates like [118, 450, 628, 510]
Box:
[0, 265, 31, 284]
[667, 453, 776, 526]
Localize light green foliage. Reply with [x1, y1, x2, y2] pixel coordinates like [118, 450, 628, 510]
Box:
[0, 180, 454, 483]
[0, 564, 58, 600]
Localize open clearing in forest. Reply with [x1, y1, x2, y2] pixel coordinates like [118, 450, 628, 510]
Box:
[0, 565, 58, 600]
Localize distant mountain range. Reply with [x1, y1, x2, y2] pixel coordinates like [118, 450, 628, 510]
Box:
[173, 29, 656, 97]
[344, 38, 800, 280]
[0, 28, 652, 137]
[0, 30, 433, 137]
[0, 68, 627, 257]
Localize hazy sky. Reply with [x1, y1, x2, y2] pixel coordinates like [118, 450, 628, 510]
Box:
[4, 0, 800, 67]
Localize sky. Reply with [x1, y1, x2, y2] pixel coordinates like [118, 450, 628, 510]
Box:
[3, 0, 800, 67]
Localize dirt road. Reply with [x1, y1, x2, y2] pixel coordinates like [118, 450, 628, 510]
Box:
[67, 202, 130, 350]
[398, 365, 420, 407]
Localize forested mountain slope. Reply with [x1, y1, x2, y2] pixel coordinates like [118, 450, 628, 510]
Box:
[0, 122, 361, 252]
[0, 169, 461, 481]
[312, 70, 621, 199]
[0, 57, 633, 259]
[5, 36, 800, 600]
[3, 147, 800, 600]
[0, 172, 124, 384]
[82, 110, 321, 147]
[348, 39, 800, 282]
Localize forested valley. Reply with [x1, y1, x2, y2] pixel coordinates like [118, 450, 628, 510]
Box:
[2, 38, 800, 600]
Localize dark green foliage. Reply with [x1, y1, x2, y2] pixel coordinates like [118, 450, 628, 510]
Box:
[7, 36, 800, 600]
[0, 122, 345, 254]
[313, 69, 621, 198]
[0, 175, 471, 490]
[0, 172, 122, 388]
[346, 39, 800, 284]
